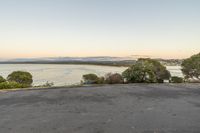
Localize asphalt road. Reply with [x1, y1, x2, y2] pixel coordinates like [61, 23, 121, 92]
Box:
[0, 84, 200, 133]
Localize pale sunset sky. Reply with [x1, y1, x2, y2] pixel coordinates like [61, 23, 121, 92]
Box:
[0, 0, 200, 59]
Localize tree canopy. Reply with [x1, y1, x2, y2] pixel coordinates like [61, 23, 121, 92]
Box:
[181, 53, 200, 80]
[82, 73, 104, 84]
[0, 76, 6, 83]
[122, 58, 171, 83]
[7, 71, 33, 86]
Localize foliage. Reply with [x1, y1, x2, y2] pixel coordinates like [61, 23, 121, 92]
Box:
[138, 58, 171, 82]
[0, 76, 6, 83]
[7, 71, 33, 86]
[0, 81, 26, 89]
[122, 61, 157, 83]
[82, 73, 104, 84]
[122, 58, 171, 83]
[41, 81, 54, 87]
[170, 76, 184, 83]
[97, 77, 105, 84]
[181, 53, 200, 80]
[105, 73, 124, 84]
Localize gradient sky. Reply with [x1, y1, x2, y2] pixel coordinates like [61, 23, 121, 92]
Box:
[0, 0, 200, 59]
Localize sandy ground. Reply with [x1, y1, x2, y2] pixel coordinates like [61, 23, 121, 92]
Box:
[0, 84, 200, 133]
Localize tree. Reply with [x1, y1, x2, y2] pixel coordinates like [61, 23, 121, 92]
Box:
[82, 73, 104, 84]
[7, 71, 33, 86]
[0, 76, 6, 83]
[122, 58, 171, 83]
[122, 61, 157, 83]
[181, 53, 200, 80]
[105, 73, 124, 84]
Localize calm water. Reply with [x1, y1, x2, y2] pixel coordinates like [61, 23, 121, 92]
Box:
[0, 64, 182, 86]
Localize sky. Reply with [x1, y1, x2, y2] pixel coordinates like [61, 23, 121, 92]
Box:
[0, 0, 200, 59]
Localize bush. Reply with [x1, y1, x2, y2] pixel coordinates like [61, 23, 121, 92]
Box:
[138, 58, 171, 82]
[0, 76, 6, 83]
[122, 63, 157, 83]
[170, 76, 184, 83]
[97, 77, 105, 84]
[0, 81, 26, 89]
[7, 71, 33, 86]
[82, 73, 104, 84]
[41, 82, 54, 87]
[182, 52, 200, 80]
[105, 73, 123, 84]
[122, 58, 171, 83]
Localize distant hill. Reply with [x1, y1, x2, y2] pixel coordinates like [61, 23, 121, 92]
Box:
[0, 56, 182, 66]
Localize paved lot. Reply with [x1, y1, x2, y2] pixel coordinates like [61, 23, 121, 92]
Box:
[0, 84, 200, 133]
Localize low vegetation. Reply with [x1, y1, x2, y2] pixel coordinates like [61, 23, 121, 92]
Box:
[0, 76, 6, 83]
[182, 53, 200, 81]
[105, 73, 124, 84]
[170, 76, 184, 83]
[0, 81, 27, 89]
[82, 74, 104, 84]
[0, 71, 33, 89]
[41, 81, 54, 87]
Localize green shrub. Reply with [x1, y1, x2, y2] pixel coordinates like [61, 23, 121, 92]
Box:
[0, 81, 26, 89]
[7, 71, 33, 86]
[97, 77, 105, 84]
[0, 76, 6, 83]
[82, 73, 104, 84]
[41, 81, 54, 87]
[181, 52, 200, 80]
[170, 76, 184, 83]
[105, 73, 123, 84]
[122, 64, 157, 83]
[122, 58, 171, 83]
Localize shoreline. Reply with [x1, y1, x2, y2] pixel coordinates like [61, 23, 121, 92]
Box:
[0, 63, 129, 67]
[0, 62, 181, 67]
